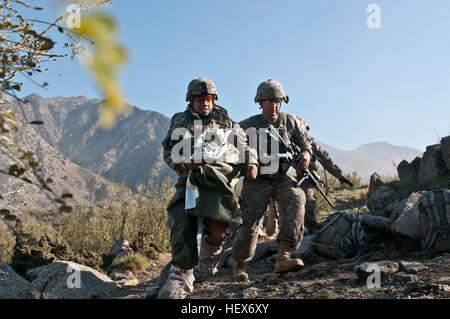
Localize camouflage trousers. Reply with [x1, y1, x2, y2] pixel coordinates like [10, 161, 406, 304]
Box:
[232, 175, 306, 263]
[166, 187, 199, 270]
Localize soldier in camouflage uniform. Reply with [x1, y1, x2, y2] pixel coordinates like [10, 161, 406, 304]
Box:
[155, 78, 258, 299]
[231, 79, 312, 281]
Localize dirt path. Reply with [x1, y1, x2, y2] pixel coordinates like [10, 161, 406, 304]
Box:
[114, 245, 450, 300]
[113, 189, 450, 299]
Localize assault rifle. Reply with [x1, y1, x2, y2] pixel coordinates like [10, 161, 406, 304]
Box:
[266, 127, 334, 208]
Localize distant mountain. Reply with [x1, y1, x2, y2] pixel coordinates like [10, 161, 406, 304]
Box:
[320, 141, 423, 182]
[0, 96, 114, 213]
[19, 94, 176, 189]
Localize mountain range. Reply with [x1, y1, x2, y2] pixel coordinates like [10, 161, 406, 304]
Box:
[1, 94, 423, 211]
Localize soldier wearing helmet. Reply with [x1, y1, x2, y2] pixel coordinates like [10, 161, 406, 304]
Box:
[154, 78, 258, 299]
[231, 79, 312, 281]
[265, 117, 353, 236]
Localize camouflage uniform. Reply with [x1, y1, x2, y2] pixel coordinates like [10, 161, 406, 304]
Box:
[232, 111, 312, 264]
[162, 103, 257, 271]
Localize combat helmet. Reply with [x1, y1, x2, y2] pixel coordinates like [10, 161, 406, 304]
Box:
[186, 78, 218, 102]
[254, 79, 289, 104]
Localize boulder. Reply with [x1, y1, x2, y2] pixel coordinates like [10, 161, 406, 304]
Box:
[441, 135, 450, 171]
[368, 173, 386, 193]
[26, 261, 121, 299]
[391, 192, 423, 240]
[397, 157, 420, 184]
[367, 185, 401, 214]
[104, 238, 134, 273]
[108, 238, 132, 257]
[390, 192, 423, 222]
[418, 144, 447, 187]
[0, 263, 31, 299]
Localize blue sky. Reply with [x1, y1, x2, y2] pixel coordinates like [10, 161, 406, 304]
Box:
[16, 0, 450, 152]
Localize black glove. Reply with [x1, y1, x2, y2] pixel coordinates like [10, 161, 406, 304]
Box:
[339, 176, 353, 187]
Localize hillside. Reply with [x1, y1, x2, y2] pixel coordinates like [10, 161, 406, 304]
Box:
[0, 97, 114, 213]
[18, 94, 176, 189]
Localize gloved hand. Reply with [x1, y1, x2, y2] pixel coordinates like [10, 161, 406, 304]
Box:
[339, 176, 353, 187]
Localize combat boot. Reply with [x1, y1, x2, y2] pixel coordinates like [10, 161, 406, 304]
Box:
[197, 238, 223, 279]
[157, 264, 195, 299]
[232, 260, 249, 282]
[274, 240, 304, 273]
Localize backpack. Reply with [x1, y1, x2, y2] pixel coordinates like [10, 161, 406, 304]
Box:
[313, 212, 369, 259]
[419, 189, 450, 256]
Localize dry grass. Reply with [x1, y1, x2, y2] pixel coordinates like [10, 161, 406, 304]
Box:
[111, 252, 149, 272]
[0, 178, 174, 272]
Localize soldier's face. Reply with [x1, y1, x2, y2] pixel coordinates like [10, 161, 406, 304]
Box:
[260, 99, 282, 121]
[193, 95, 214, 116]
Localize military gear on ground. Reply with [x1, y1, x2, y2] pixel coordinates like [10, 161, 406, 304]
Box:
[232, 260, 249, 282]
[157, 264, 195, 299]
[186, 78, 218, 102]
[274, 240, 304, 273]
[197, 238, 223, 276]
[313, 213, 371, 259]
[419, 189, 450, 256]
[254, 79, 289, 104]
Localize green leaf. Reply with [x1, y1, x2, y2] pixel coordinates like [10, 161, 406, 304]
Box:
[61, 193, 73, 199]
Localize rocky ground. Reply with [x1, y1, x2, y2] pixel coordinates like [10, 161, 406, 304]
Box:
[110, 189, 450, 300]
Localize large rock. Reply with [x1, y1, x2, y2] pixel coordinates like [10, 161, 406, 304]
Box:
[418, 144, 448, 187]
[367, 173, 401, 214]
[108, 238, 132, 258]
[390, 191, 423, 221]
[26, 261, 120, 299]
[104, 238, 134, 273]
[0, 263, 31, 299]
[441, 136, 450, 171]
[397, 157, 421, 184]
[391, 192, 423, 240]
[368, 173, 386, 193]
